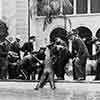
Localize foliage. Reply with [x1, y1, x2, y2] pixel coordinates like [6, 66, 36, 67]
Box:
[30, 0, 73, 31]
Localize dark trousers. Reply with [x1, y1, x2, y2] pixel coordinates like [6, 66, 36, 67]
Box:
[35, 69, 55, 89]
[73, 58, 86, 80]
[8, 63, 18, 79]
[95, 61, 100, 80]
[54, 62, 65, 80]
[0, 57, 8, 79]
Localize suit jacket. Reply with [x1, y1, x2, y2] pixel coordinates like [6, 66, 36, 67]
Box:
[72, 37, 89, 60]
[21, 42, 33, 53]
[0, 41, 9, 57]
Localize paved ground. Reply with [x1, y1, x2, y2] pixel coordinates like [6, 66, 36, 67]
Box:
[0, 79, 100, 100]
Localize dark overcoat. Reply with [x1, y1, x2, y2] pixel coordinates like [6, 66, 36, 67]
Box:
[0, 41, 9, 79]
[72, 37, 89, 79]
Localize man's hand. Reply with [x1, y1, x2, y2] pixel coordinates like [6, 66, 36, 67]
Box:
[75, 57, 79, 62]
[36, 62, 40, 66]
[39, 60, 44, 64]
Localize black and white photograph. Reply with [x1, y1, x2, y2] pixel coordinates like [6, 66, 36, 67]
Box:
[0, 0, 100, 99]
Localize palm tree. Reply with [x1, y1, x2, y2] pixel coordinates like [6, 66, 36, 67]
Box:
[30, 0, 73, 31]
[30, 0, 73, 16]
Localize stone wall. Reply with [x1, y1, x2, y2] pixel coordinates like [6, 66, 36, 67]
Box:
[1, 0, 29, 45]
[2, 0, 16, 38]
[35, 14, 100, 49]
[16, 0, 28, 44]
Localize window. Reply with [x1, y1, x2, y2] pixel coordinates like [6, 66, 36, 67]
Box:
[76, 0, 87, 14]
[37, 0, 60, 16]
[37, 0, 73, 16]
[37, 0, 44, 16]
[91, 0, 100, 13]
[63, 0, 73, 15]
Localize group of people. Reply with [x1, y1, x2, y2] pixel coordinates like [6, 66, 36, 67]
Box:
[8, 36, 46, 80]
[1, 20, 100, 90]
[35, 29, 100, 90]
[0, 20, 45, 80]
[34, 29, 89, 90]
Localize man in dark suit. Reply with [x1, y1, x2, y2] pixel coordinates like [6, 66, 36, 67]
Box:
[21, 36, 36, 56]
[0, 20, 9, 79]
[67, 29, 89, 80]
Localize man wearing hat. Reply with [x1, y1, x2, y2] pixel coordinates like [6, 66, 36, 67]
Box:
[10, 36, 21, 60]
[21, 36, 36, 56]
[66, 29, 89, 80]
[52, 37, 71, 80]
[0, 20, 9, 79]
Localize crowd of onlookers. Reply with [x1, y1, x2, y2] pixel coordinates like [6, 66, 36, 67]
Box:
[6, 35, 70, 81]
[1, 20, 100, 86]
[6, 36, 46, 80]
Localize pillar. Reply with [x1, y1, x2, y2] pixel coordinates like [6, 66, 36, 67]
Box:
[0, 0, 2, 19]
[69, 40, 72, 53]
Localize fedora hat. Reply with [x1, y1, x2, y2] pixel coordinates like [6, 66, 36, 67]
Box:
[66, 32, 77, 39]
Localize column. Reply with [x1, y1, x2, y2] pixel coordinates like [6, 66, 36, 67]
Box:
[28, 0, 30, 41]
[69, 40, 72, 53]
[92, 35, 96, 55]
[59, 0, 63, 15]
[73, 0, 76, 15]
[88, 0, 91, 14]
[92, 44, 96, 55]
[0, 0, 2, 18]
[16, 0, 28, 41]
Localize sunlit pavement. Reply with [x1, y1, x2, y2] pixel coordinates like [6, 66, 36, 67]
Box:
[64, 75, 95, 81]
[0, 76, 100, 100]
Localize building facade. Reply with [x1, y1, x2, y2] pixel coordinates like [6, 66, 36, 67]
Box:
[1, 0, 28, 45]
[1, 0, 100, 52]
[33, 0, 100, 53]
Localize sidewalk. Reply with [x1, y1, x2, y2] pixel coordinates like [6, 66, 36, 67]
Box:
[0, 80, 100, 100]
[0, 75, 99, 84]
